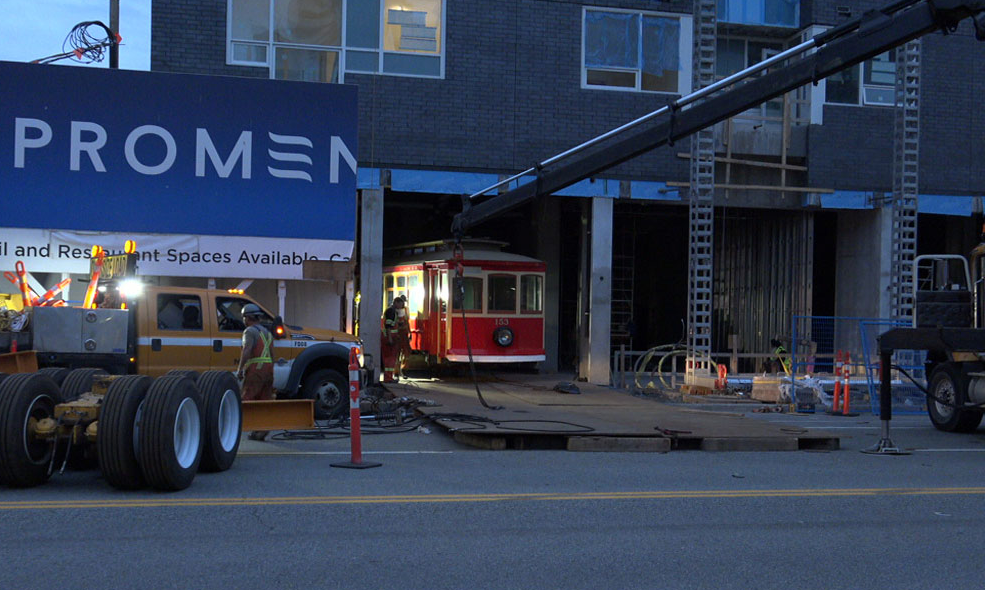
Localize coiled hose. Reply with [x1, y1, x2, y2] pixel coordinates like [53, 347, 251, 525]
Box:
[633, 344, 719, 391]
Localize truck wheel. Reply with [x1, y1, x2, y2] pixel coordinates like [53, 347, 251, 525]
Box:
[38, 367, 71, 386]
[61, 368, 109, 401]
[138, 376, 204, 491]
[0, 373, 63, 488]
[166, 369, 200, 381]
[928, 364, 984, 432]
[0, 372, 7, 387]
[303, 368, 348, 420]
[98, 375, 153, 490]
[196, 371, 241, 472]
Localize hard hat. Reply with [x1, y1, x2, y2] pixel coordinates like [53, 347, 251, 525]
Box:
[242, 303, 263, 318]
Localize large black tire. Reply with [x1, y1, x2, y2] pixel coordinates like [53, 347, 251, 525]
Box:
[98, 375, 153, 490]
[38, 367, 71, 386]
[0, 372, 8, 387]
[166, 369, 200, 381]
[138, 376, 204, 491]
[0, 373, 63, 487]
[303, 368, 348, 420]
[927, 364, 984, 433]
[196, 371, 242, 472]
[61, 368, 109, 401]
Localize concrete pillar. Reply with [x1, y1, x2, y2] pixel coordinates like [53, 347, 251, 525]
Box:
[535, 195, 560, 373]
[835, 208, 892, 320]
[588, 196, 613, 385]
[577, 201, 590, 379]
[358, 188, 384, 382]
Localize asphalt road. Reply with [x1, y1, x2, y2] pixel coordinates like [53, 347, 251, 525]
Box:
[3, 406, 985, 590]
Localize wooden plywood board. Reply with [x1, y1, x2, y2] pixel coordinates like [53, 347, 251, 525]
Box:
[391, 377, 838, 451]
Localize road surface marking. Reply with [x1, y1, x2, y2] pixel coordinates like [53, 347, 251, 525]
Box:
[3, 487, 985, 511]
[240, 450, 454, 456]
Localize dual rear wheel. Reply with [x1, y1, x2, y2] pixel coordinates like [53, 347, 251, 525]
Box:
[0, 370, 241, 491]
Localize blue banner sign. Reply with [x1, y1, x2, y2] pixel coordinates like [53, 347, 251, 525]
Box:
[0, 61, 358, 242]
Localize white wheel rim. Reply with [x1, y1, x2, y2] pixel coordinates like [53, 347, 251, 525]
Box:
[935, 379, 955, 419]
[317, 380, 342, 409]
[218, 389, 240, 452]
[173, 397, 201, 469]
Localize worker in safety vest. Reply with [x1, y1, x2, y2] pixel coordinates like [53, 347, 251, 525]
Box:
[237, 303, 274, 440]
[394, 295, 412, 378]
[381, 297, 404, 383]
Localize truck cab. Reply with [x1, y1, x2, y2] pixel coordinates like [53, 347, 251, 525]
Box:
[134, 285, 362, 419]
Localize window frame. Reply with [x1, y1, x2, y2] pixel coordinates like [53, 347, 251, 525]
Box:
[451, 276, 483, 313]
[825, 49, 897, 108]
[157, 294, 204, 332]
[581, 6, 692, 95]
[226, 0, 446, 81]
[520, 274, 544, 315]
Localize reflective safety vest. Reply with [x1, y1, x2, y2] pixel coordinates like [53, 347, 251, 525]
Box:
[244, 326, 273, 368]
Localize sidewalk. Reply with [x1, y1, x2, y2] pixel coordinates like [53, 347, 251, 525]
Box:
[383, 373, 839, 452]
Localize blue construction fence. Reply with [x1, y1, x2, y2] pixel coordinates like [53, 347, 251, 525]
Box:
[790, 316, 926, 415]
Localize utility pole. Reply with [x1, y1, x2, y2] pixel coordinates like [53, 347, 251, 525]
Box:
[109, 0, 119, 69]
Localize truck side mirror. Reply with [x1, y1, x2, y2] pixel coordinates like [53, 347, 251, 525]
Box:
[272, 315, 286, 339]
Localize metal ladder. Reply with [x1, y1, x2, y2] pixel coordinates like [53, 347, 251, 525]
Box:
[686, 0, 717, 384]
[610, 218, 635, 352]
[890, 40, 920, 322]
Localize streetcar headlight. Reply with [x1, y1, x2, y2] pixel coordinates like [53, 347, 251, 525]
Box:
[493, 326, 514, 347]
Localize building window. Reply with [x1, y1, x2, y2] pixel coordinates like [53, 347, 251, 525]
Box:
[227, 0, 444, 81]
[716, 38, 785, 123]
[718, 0, 800, 28]
[826, 50, 896, 106]
[582, 8, 690, 94]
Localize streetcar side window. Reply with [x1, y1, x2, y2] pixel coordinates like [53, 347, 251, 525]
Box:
[520, 275, 543, 313]
[487, 274, 517, 313]
[452, 277, 483, 312]
[407, 273, 423, 315]
[385, 275, 395, 307]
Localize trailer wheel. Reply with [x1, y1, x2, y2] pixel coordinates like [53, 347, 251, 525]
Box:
[196, 371, 241, 472]
[0, 372, 7, 387]
[303, 368, 348, 420]
[0, 373, 63, 488]
[166, 369, 200, 381]
[928, 364, 984, 432]
[61, 368, 109, 401]
[98, 375, 153, 489]
[138, 376, 204, 491]
[38, 367, 71, 386]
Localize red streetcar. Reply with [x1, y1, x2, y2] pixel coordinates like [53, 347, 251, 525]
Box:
[383, 239, 546, 366]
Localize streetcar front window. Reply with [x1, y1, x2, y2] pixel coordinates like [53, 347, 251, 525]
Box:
[521, 275, 543, 313]
[488, 274, 517, 313]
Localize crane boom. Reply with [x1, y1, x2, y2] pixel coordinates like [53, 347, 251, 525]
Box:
[452, 0, 985, 236]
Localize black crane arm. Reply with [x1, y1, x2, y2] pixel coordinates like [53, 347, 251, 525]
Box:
[451, 0, 985, 236]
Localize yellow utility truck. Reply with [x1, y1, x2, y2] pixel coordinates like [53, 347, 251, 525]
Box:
[2, 277, 365, 421]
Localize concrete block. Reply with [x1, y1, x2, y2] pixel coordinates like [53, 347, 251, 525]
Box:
[567, 436, 671, 452]
[700, 437, 799, 452]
